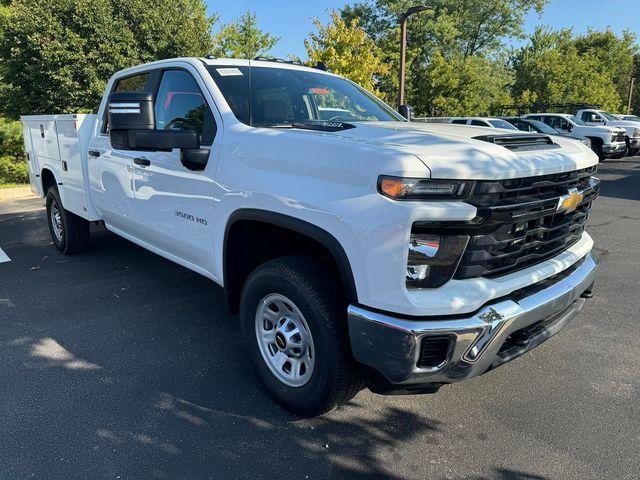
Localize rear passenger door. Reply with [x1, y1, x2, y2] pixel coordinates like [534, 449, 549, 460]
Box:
[128, 68, 218, 271]
[88, 71, 152, 232]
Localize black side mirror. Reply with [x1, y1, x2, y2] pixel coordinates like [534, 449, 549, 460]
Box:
[567, 124, 574, 132]
[108, 92, 154, 131]
[399, 104, 414, 121]
[181, 148, 210, 171]
[108, 91, 200, 152]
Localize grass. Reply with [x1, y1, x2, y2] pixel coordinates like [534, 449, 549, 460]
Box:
[0, 182, 29, 189]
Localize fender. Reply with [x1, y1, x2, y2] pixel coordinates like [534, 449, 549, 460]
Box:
[223, 209, 358, 303]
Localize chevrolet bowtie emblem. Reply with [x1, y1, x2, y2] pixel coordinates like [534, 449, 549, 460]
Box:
[557, 188, 584, 214]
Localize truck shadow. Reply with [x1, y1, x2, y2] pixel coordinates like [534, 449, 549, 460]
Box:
[1, 222, 446, 479]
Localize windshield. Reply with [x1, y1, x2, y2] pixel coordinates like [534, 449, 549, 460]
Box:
[526, 119, 558, 134]
[488, 119, 519, 130]
[207, 64, 402, 126]
[599, 111, 618, 121]
[568, 115, 587, 126]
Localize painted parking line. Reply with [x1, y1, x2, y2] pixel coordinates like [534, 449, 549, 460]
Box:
[0, 247, 11, 263]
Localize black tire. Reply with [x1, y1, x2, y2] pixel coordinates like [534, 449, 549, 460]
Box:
[590, 140, 605, 161]
[45, 187, 90, 254]
[628, 148, 639, 157]
[240, 255, 362, 416]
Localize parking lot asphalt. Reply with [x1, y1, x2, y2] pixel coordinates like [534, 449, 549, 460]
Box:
[1, 159, 639, 480]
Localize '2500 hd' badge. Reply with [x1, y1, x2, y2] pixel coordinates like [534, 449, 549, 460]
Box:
[175, 211, 207, 226]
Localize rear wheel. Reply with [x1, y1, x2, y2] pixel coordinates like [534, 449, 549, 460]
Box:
[45, 187, 90, 254]
[240, 255, 362, 416]
[628, 148, 639, 157]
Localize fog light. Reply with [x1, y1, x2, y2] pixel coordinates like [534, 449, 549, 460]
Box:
[406, 233, 469, 288]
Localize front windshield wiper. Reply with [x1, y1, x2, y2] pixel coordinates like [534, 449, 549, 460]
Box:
[292, 120, 356, 132]
[252, 120, 356, 132]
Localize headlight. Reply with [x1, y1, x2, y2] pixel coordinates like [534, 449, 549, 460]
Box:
[378, 176, 473, 200]
[580, 137, 591, 147]
[633, 128, 640, 138]
[406, 233, 469, 288]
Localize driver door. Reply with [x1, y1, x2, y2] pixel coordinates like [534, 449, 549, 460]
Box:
[128, 68, 218, 271]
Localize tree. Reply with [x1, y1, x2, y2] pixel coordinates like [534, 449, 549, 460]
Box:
[415, 52, 513, 116]
[574, 29, 638, 110]
[511, 27, 625, 111]
[304, 11, 389, 96]
[339, 0, 548, 115]
[0, 0, 216, 117]
[212, 11, 278, 59]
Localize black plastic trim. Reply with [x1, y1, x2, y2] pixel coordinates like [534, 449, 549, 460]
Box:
[223, 209, 358, 303]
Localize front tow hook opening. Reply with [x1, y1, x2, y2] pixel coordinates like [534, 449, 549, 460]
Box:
[580, 282, 595, 299]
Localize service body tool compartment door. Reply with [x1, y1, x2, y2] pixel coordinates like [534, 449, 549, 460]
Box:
[56, 115, 96, 217]
[21, 121, 38, 195]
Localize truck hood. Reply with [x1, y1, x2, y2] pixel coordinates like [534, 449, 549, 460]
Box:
[604, 119, 640, 133]
[329, 121, 598, 180]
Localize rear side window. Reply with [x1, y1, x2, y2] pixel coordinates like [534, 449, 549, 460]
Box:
[115, 73, 150, 92]
[471, 120, 488, 127]
[154, 70, 216, 145]
[451, 119, 467, 125]
[102, 73, 151, 133]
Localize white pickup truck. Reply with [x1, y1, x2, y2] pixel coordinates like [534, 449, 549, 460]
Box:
[575, 108, 640, 156]
[22, 57, 600, 415]
[522, 113, 627, 160]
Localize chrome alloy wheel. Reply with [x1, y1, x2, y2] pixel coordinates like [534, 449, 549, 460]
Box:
[255, 293, 315, 387]
[50, 203, 63, 242]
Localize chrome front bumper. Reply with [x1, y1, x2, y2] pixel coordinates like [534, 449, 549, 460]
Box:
[603, 142, 626, 153]
[348, 253, 597, 386]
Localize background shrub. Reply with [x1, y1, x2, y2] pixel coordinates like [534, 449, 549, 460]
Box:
[0, 117, 27, 185]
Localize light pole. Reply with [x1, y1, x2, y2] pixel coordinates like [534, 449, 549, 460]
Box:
[398, 5, 431, 111]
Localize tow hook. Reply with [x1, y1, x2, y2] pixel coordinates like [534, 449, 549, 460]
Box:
[580, 283, 595, 299]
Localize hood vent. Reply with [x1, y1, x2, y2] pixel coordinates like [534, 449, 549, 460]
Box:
[473, 134, 558, 151]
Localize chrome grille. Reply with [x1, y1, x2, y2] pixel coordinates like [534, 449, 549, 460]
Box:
[612, 131, 625, 142]
[454, 167, 599, 279]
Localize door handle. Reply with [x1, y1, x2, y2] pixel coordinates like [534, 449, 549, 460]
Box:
[134, 157, 151, 166]
[88, 150, 101, 157]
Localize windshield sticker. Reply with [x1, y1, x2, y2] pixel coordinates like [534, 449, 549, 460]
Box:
[309, 87, 330, 95]
[216, 68, 243, 76]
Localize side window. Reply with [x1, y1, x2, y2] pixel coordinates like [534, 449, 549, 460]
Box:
[115, 73, 149, 93]
[471, 120, 488, 127]
[102, 72, 151, 133]
[154, 70, 215, 145]
[451, 119, 467, 125]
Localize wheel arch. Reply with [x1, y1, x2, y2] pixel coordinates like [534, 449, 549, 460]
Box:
[223, 209, 358, 313]
[41, 168, 58, 195]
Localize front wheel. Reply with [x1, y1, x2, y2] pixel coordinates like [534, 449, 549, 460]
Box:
[45, 187, 89, 254]
[240, 255, 362, 416]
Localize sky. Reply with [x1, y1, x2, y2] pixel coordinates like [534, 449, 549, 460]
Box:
[205, 0, 640, 59]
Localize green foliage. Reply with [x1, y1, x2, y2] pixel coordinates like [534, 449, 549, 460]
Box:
[0, 117, 27, 184]
[511, 27, 626, 111]
[212, 11, 278, 59]
[304, 11, 389, 97]
[415, 53, 513, 116]
[0, 0, 216, 117]
[340, 0, 548, 115]
[574, 29, 638, 111]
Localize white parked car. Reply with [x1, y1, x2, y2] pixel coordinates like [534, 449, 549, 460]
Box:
[21, 57, 600, 415]
[449, 117, 520, 130]
[523, 113, 626, 160]
[575, 108, 640, 156]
